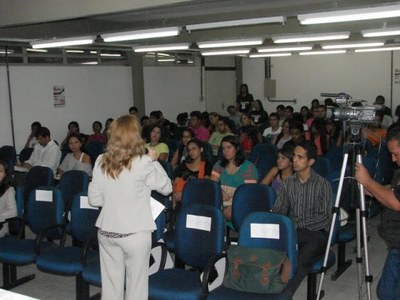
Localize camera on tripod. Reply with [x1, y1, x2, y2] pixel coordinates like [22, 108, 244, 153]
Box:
[322, 92, 381, 125]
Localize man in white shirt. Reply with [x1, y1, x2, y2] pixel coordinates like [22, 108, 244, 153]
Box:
[22, 127, 61, 174]
[263, 113, 282, 141]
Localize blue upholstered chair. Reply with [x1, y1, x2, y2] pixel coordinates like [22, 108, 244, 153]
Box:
[149, 204, 226, 300]
[312, 156, 332, 178]
[23, 166, 54, 205]
[255, 152, 277, 181]
[0, 186, 65, 289]
[36, 192, 99, 300]
[57, 170, 90, 215]
[207, 212, 297, 300]
[230, 184, 277, 233]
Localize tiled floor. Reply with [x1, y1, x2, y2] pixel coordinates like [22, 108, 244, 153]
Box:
[1, 214, 387, 300]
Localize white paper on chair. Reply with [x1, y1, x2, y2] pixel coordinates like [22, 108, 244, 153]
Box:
[150, 197, 165, 220]
[186, 214, 211, 232]
[250, 223, 280, 239]
[14, 166, 29, 173]
[35, 190, 53, 202]
[80, 196, 98, 210]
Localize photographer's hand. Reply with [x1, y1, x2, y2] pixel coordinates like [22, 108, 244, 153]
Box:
[354, 162, 372, 186]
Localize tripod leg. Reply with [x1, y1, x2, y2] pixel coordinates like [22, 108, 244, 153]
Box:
[316, 152, 349, 299]
[356, 154, 373, 300]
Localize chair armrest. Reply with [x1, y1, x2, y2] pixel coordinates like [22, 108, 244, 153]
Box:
[81, 234, 99, 266]
[2, 217, 25, 239]
[149, 241, 168, 275]
[35, 223, 67, 255]
[201, 252, 227, 293]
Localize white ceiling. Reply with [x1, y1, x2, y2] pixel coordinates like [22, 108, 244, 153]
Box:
[0, 0, 399, 52]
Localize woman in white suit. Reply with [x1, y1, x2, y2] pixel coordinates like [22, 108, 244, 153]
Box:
[88, 115, 172, 300]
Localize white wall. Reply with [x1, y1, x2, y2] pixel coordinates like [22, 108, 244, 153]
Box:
[0, 65, 133, 152]
[243, 52, 399, 113]
[143, 61, 204, 122]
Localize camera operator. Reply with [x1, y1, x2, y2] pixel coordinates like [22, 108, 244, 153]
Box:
[355, 128, 400, 299]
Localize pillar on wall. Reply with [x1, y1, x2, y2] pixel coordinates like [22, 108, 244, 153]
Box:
[235, 57, 242, 94]
[129, 52, 145, 117]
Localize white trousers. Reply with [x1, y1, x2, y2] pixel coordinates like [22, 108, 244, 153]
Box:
[98, 230, 152, 300]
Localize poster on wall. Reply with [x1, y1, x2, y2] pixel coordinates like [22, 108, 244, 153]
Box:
[53, 85, 65, 107]
[395, 69, 400, 85]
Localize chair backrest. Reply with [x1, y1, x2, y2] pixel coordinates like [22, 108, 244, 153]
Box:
[27, 186, 64, 237]
[181, 178, 223, 208]
[231, 183, 277, 232]
[69, 192, 100, 242]
[248, 142, 276, 165]
[57, 170, 90, 212]
[174, 204, 226, 269]
[312, 156, 332, 178]
[325, 145, 344, 171]
[238, 212, 298, 279]
[24, 166, 54, 204]
[85, 142, 105, 167]
[0, 145, 17, 164]
[202, 142, 213, 163]
[256, 152, 277, 181]
[7, 186, 25, 236]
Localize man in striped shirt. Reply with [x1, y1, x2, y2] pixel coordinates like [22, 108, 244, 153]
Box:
[272, 140, 332, 295]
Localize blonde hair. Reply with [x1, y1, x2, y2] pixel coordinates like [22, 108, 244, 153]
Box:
[101, 115, 145, 179]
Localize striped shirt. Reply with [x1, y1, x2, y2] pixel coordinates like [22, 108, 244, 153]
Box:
[272, 169, 332, 231]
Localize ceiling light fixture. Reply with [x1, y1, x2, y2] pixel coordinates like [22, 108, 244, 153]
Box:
[355, 46, 400, 53]
[322, 41, 384, 49]
[158, 58, 175, 62]
[31, 36, 95, 48]
[81, 61, 98, 65]
[362, 27, 400, 37]
[0, 49, 13, 54]
[299, 50, 346, 56]
[298, 4, 400, 25]
[198, 38, 263, 48]
[66, 50, 85, 53]
[201, 49, 250, 56]
[27, 48, 48, 53]
[102, 27, 180, 42]
[250, 53, 292, 58]
[258, 45, 312, 52]
[186, 16, 285, 31]
[273, 32, 350, 43]
[133, 43, 189, 52]
[100, 53, 122, 57]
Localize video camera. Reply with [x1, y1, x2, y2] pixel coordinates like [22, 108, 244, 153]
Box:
[322, 92, 381, 124]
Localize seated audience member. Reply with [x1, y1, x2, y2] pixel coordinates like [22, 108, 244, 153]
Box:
[284, 105, 294, 121]
[300, 106, 310, 123]
[175, 112, 189, 141]
[263, 113, 281, 141]
[0, 159, 17, 238]
[208, 112, 221, 135]
[202, 111, 211, 131]
[103, 118, 114, 137]
[261, 144, 294, 191]
[60, 121, 80, 153]
[311, 98, 320, 109]
[274, 119, 292, 150]
[189, 111, 210, 142]
[140, 116, 151, 139]
[276, 104, 286, 125]
[129, 106, 139, 118]
[172, 139, 212, 206]
[24, 121, 41, 149]
[326, 119, 343, 147]
[364, 111, 387, 147]
[211, 135, 258, 220]
[310, 118, 330, 156]
[145, 125, 169, 162]
[58, 133, 92, 176]
[272, 141, 332, 295]
[171, 128, 195, 168]
[88, 121, 107, 144]
[21, 127, 62, 174]
[317, 105, 327, 120]
[250, 99, 269, 129]
[286, 121, 306, 147]
[237, 112, 262, 156]
[227, 105, 242, 129]
[374, 95, 393, 128]
[236, 83, 254, 113]
[208, 117, 234, 157]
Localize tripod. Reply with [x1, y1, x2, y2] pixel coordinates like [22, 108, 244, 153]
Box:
[316, 125, 373, 300]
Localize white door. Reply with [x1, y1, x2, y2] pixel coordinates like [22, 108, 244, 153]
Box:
[204, 69, 236, 115]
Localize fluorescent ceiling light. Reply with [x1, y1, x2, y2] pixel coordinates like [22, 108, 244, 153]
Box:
[250, 53, 292, 58]
[198, 38, 263, 48]
[66, 50, 84, 53]
[186, 16, 285, 31]
[322, 41, 384, 49]
[258, 45, 312, 52]
[201, 49, 250, 56]
[102, 27, 180, 42]
[31, 36, 95, 48]
[273, 32, 349, 43]
[158, 58, 175, 62]
[0, 49, 13, 54]
[27, 48, 48, 53]
[90, 51, 97, 54]
[298, 4, 400, 25]
[355, 46, 400, 53]
[299, 50, 346, 56]
[133, 43, 189, 52]
[100, 53, 122, 57]
[362, 27, 400, 37]
[81, 61, 98, 65]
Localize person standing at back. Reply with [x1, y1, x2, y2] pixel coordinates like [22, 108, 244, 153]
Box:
[88, 115, 172, 300]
